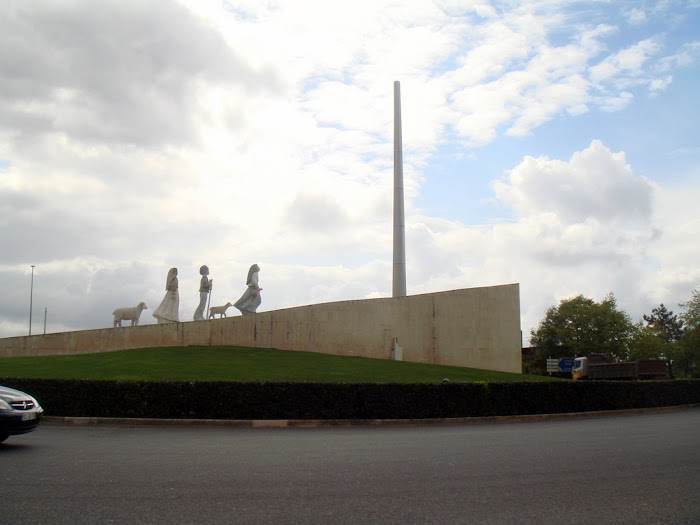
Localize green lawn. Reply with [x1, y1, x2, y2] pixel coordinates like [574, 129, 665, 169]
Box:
[0, 346, 559, 383]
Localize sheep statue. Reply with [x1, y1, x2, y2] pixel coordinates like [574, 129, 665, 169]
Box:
[113, 302, 148, 327]
[208, 302, 233, 319]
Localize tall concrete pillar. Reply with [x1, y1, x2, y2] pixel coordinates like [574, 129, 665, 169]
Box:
[393, 81, 407, 298]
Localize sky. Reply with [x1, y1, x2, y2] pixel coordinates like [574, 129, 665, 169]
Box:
[1, 0, 699, 345]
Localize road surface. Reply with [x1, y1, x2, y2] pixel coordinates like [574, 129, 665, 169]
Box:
[1, 410, 698, 524]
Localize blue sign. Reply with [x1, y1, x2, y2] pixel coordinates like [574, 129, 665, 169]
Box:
[558, 357, 575, 372]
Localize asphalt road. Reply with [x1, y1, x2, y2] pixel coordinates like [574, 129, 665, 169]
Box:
[1, 410, 699, 525]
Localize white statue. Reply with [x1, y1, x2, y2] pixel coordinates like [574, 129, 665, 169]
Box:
[193, 265, 212, 321]
[113, 302, 147, 327]
[233, 264, 262, 315]
[152, 268, 179, 323]
[208, 302, 233, 319]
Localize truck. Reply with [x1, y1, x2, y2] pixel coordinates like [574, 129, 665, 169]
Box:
[572, 355, 668, 380]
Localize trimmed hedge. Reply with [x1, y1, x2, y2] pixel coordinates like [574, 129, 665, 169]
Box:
[1, 378, 699, 420]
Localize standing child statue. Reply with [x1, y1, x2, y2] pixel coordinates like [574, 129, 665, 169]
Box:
[193, 265, 212, 321]
[153, 267, 179, 323]
[233, 264, 262, 315]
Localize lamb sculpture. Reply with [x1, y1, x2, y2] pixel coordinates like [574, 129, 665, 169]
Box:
[208, 302, 233, 319]
[113, 302, 147, 327]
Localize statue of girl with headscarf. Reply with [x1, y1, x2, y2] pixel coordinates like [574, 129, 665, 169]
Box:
[153, 267, 179, 323]
[233, 264, 262, 315]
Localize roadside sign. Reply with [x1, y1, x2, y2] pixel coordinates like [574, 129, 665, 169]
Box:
[558, 357, 575, 372]
[546, 358, 560, 373]
[547, 357, 575, 373]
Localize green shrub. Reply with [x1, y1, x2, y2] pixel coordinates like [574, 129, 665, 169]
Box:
[1, 378, 698, 420]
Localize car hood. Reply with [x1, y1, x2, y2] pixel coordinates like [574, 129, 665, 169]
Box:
[0, 386, 34, 403]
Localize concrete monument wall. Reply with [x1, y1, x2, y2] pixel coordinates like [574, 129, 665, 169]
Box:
[0, 284, 522, 373]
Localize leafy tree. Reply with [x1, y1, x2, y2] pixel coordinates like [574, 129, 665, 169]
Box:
[628, 322, 669, 360]
[643, 303, 684, 343]
[677, 287, 700, 378]
[530, 293, 634, 368]
[629, 303, 685, 369]
[680, 287, 700, 327]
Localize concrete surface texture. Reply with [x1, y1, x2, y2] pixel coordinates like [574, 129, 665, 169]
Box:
[0, 284, 522, 373]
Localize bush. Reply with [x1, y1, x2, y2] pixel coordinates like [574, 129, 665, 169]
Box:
[1, 378, 698, 420]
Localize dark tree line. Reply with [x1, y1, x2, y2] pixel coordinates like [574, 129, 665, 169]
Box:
[528, 287, 700, 377]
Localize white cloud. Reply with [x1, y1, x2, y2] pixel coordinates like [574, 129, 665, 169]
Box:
[589, 38, 661, 84]
[624, 8, 648, 26]
[657, 41, 700, 71]
[646, 183, 700, 301]
[1, 0, 698, 348]
[406, 139, 698, 343]
[0, 0, 278, 151]
[493, 140, 654, 225]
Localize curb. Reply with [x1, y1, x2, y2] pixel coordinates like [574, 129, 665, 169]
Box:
[43, 404, 700, 429]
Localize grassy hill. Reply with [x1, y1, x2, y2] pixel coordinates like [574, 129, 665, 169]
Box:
[0, 346, 559, 383]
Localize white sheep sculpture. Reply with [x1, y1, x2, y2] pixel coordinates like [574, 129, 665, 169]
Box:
[113, 302, 147, 327]
[208, 302, 233, 319]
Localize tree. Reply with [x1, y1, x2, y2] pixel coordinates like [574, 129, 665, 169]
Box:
[530, 293, 634, 368]
[680, 287, 700, 327]
[629, 303, 685, 367]
[643, 303, 684, 343]
[677, 287, 700, 378]
[628, 322, 669, 360]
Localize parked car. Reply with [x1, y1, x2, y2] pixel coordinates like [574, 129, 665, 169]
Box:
[0, 386, 43, 443]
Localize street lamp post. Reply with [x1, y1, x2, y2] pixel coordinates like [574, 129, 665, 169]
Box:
[29, 265, 35, 336]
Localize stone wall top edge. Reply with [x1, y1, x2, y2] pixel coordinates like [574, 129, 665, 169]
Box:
[0, 322, 164, 342]
[267, 283, 520, 313]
